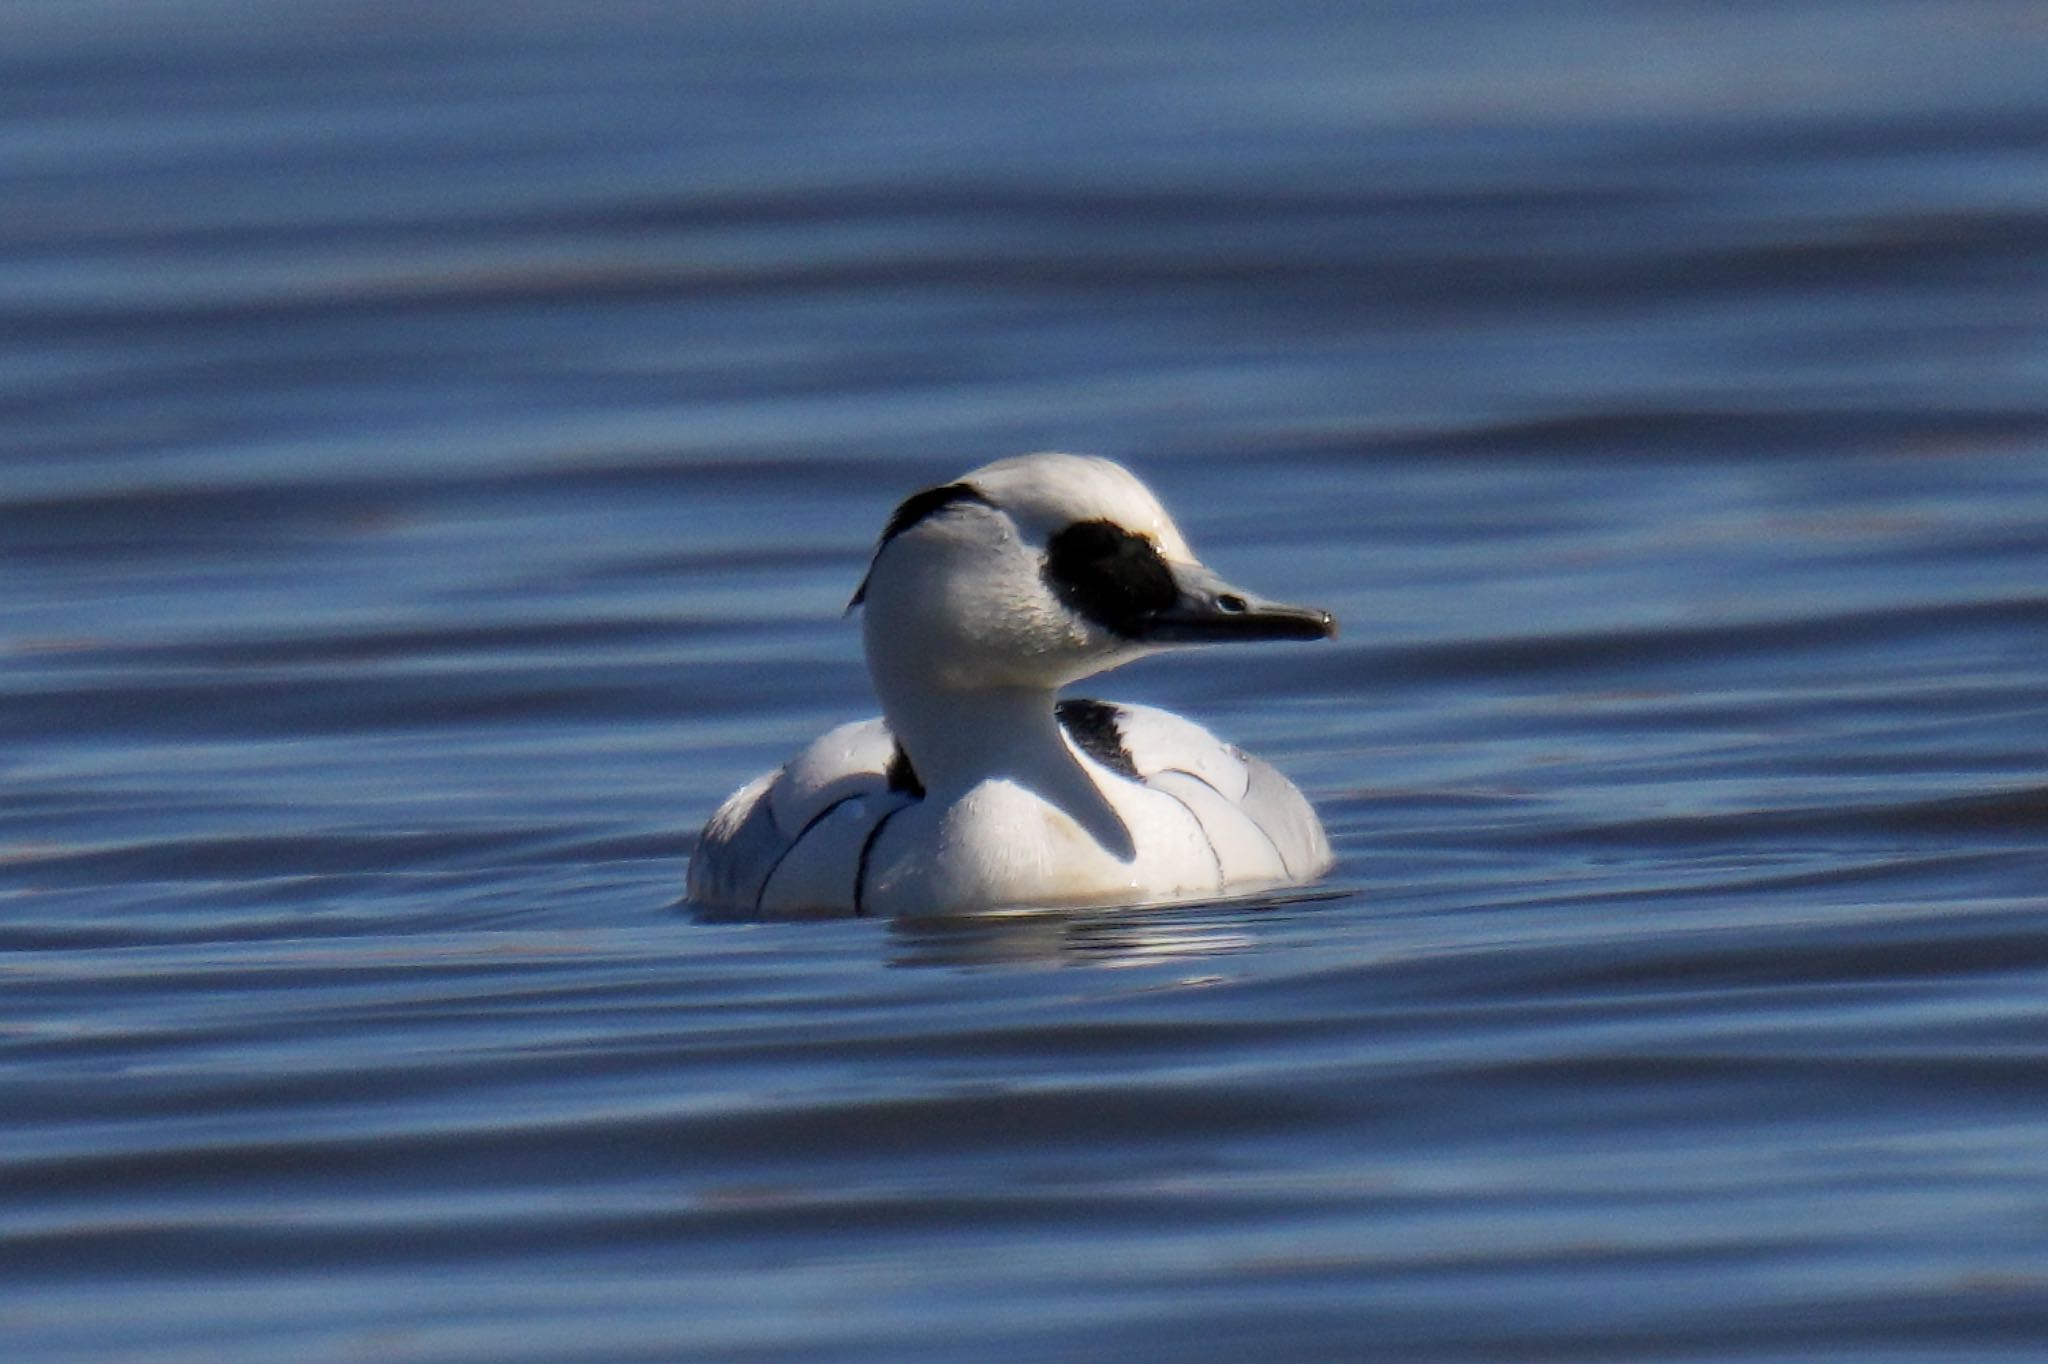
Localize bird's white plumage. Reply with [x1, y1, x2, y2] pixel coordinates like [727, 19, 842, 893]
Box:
[688, 453, 1335, 919]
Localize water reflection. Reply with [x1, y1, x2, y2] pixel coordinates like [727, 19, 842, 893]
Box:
[887, 888, 1354, 968]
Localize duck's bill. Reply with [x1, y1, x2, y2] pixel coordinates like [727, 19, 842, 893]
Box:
[1138, 563, 1337, 644]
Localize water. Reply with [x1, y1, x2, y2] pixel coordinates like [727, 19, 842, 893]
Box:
[6, 1, 2048, 1359]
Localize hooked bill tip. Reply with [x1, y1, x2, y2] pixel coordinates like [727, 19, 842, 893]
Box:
[1276, 608, 1337, 642]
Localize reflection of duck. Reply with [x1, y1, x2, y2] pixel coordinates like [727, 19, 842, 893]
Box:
[885, 888, 1354, 970]
[689, 453, 1336, 919]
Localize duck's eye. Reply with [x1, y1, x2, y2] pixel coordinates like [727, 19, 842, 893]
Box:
[1043, 519, 1177, 638]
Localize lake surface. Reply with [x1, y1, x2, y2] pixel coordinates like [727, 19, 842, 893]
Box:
[6, 1, 2048, 1359]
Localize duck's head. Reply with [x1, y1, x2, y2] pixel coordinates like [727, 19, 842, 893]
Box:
[851, 453, 1335, 698]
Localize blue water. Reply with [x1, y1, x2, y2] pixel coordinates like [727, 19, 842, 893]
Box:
[6, 2, 2048, 1359]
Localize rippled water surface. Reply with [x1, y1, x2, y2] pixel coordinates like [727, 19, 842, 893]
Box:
[7, 2, 2048, 1360]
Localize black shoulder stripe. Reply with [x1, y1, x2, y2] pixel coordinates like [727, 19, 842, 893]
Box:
[1056, 697, 1140, 780]
[848, 482, 994, 609]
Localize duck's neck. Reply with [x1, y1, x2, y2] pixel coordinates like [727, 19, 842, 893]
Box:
[874, 678, 1135, 862]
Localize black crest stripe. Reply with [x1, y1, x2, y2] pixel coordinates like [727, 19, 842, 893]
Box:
[879, 482, 992, 545]
[848, 482, 994, 609]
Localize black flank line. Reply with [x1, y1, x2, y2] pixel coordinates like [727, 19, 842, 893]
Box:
[853, 802, 910, 918]
[1158, 764, 1226, 797]
[1148, 781, 1225, 886]
[1161, 764, 1291, 875]
[753, 793, 862, 917]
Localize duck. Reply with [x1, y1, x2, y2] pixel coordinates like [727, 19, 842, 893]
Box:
[688, 452, 1336, 918]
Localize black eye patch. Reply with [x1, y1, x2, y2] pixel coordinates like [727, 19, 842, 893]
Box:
[1042, 519, 1177, 638]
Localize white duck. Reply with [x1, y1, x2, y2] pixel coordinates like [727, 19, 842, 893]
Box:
[689, 453, 1336, 918]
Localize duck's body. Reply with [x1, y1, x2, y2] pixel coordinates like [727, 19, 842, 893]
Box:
[689, 453, 1335, 919]
[691, 698, 1330, 918]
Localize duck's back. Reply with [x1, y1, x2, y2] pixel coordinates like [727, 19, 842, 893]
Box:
[687, 718, 918, 919]
[1060, 699, 1332, 890]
